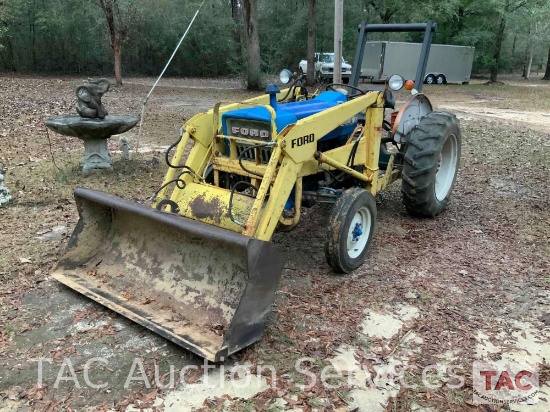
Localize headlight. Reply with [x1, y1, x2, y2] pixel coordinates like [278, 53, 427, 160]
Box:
[279, 69, 293, 84]
[388, 74, 405, 91]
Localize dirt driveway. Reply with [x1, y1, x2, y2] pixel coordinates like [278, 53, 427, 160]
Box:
[429, 80, 550, 133]
[0, 74, 548, 411]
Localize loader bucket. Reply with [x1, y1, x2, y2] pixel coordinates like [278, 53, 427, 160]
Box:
[51, 188, 283, 361]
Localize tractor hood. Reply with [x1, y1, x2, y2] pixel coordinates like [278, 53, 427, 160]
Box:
[222, 91, 347, 136]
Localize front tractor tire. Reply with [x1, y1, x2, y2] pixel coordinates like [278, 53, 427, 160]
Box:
[401, 112, 461, 217]
[325, 188, 377, 273]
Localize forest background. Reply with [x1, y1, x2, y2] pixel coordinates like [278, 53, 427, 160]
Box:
[0, 0, 549, 86]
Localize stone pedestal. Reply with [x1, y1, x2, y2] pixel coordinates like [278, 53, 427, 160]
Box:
[44, 115, 139, 174]
[82, 139, 112, 173]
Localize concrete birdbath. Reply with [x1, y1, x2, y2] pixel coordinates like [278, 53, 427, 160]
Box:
[45, 79, 139, 175]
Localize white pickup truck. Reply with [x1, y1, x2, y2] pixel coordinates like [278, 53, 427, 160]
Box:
[299, 52, 353, 84]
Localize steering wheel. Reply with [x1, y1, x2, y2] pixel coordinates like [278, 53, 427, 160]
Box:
[326, 83, 366, 99]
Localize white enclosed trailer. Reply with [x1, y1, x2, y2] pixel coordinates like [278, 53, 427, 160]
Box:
[361, 41, 474, 84]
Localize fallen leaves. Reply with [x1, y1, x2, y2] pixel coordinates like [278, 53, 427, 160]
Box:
[404, 291, 417, 299]
[28, 386, 49, 402]
[207, 323, 226, 336]
[141, 297, 155, 305]
[72, 306, 102, 324]
[120, 291, 134, 301]
[539, 313, 550, 326]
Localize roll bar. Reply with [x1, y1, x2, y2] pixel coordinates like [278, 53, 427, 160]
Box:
[350, 21, 437, 93]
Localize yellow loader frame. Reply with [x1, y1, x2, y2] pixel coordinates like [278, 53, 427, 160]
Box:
[50, 87, 406, 362]
[154, 88, 399, 242]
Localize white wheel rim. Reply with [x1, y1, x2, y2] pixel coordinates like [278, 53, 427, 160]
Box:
[435, 134, 458, 201]
[347, 206, 372, 259]
[437, 76, 443, 84]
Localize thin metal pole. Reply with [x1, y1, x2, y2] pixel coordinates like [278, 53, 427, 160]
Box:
[333, 0, 343, 84]
[414, 20, 435, 93]
[135, 0, 206, 154]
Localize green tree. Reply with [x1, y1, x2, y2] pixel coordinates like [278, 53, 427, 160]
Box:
[242, 0, 261, 89]
[488, 0, 529, 83]
[0, 0, 11, 50]
[543, 47, 550, 79]
[91, 0, 147, 85]
[258, 1, 307, 73]
[0, 0, 545, 80]
[306, 0, 316, 86]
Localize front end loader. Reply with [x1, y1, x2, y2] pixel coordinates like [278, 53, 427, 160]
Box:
[51, 21, 461, 361]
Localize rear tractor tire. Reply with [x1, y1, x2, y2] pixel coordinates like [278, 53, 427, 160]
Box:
[401, 112, 461, 217]
[325, 188, 377, 273]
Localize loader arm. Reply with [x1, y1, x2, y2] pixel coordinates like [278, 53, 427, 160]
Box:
[51, 87, 388, 363]
[250, 91, 385, 240]
[155, 89, 291, 202]
[156, 90, 385, 242]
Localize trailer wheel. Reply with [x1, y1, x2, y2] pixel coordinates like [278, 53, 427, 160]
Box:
[401, 112, 461, 217]
[325, 188, 377, 273]
[436, 74, 445, 85]
[424, 74, 435, 84]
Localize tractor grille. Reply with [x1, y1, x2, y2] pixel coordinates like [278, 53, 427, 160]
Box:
[225, 119, 271, 141]
[236, 143, 272, 164]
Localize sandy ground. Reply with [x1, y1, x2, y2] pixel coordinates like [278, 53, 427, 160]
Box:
[0, 73, 548, 411]
[431, 88, 550, 133]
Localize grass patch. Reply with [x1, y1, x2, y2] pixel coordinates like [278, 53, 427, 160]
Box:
[226, 400, 257, 412]
[272, 332, 295, 347]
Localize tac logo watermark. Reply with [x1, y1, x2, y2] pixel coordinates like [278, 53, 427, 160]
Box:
[473, 361, 539, 405]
